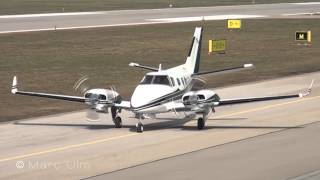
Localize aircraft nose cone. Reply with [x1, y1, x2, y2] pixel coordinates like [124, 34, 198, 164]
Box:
[131, 85, 174, 108]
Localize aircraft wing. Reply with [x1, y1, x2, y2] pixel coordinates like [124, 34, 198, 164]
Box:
[219, 94, 300, 106]
[11, 76, 86, 102]
[218, 80, 314, 106]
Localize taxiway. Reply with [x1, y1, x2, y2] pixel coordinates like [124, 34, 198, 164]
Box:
[0, 71, 319, 179]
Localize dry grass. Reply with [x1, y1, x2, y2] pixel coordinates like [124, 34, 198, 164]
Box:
[0, 19, 319, 121]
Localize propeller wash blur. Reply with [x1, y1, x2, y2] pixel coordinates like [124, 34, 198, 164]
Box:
[11, 27, 314, 133]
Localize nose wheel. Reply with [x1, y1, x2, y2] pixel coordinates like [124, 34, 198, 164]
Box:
[136, 122, 144, 133]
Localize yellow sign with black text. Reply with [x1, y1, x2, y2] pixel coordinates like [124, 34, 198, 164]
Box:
[209, 40, 226, 53]
[228, 19, 241, 29]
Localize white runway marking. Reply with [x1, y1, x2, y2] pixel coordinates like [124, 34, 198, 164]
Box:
[149, 15, 266, 23]
[0, 12, 106, 19]
[283, 12, 320, 16]
[293, 2, 320, 5]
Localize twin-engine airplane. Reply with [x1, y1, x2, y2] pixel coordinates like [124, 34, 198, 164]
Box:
[11, 27, 314, 133]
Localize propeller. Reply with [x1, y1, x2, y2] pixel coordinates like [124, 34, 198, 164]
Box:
[73, 75, 119, 122]
[73, 75, 103, 122]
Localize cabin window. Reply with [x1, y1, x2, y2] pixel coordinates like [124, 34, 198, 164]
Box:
[181, 78, 185, 86]
[170, 77, 175, 86]
[177, 78, 181, 86]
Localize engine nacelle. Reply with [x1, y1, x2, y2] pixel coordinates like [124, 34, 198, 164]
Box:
[84, 88, 121, 111]
[182, 90, 219, 106]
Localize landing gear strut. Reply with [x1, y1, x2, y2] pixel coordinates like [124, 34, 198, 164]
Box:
[136, 122, 144, 133]
[135, 115, 144, 133]
[197, 107, 213, 130]
[197, 117, 205, 129]
[111, 106, 122, 128]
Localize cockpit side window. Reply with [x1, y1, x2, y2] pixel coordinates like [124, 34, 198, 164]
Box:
[140, 75, 154, 84]
[153, 75, 170, 85]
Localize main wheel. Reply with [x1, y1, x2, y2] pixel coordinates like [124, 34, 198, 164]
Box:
[114, 116, 122, 128]
[136, 122, 144, 133]
[197, 117, 205, 130]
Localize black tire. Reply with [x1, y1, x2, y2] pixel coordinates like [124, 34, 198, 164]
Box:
[136, 122, 144, 133]
[197, 117, 205, 130]
[114, 116, 122, 128]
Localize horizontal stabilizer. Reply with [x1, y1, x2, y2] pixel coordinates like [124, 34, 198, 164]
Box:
[192, 64, 254, 77]
[129, 62, 158, 71]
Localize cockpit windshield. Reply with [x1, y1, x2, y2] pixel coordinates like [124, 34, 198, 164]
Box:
[140, 75, 153, 84]
[140, 75, 171, 86]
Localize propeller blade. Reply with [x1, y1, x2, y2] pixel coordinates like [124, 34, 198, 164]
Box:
[73, 75, 90, 94]
[85, 109, 107, 122]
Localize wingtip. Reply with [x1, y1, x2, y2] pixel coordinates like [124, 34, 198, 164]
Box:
[244, 64, 254, 68]
[129, 62, 138, 67]
[300, 79, 315, 97]
[11, 76, 18, 94]
[309, 79, 315, 90]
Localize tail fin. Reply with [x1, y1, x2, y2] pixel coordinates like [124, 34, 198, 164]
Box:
[185, 27, 203, 74]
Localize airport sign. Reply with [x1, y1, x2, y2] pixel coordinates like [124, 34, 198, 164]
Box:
[209, 39, 226, 53]
[228, 19, 241, 29]
[295, 31, 312, 42]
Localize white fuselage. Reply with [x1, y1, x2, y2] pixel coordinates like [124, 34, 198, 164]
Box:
[130, 65, 192, 113]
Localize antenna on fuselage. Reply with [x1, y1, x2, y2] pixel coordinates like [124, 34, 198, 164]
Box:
[158, 64, 162, 71]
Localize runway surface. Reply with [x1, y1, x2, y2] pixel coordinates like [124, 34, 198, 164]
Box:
[0, 71, 319, 179]
[0, 2, 320, 33]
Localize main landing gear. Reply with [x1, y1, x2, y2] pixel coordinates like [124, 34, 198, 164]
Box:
[197, 107, 214, 130]
[111, 106, 122, 128]
[197, 117, 205, 130]
[114, 116, 122, 128]
[136, 122, 144, 133]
